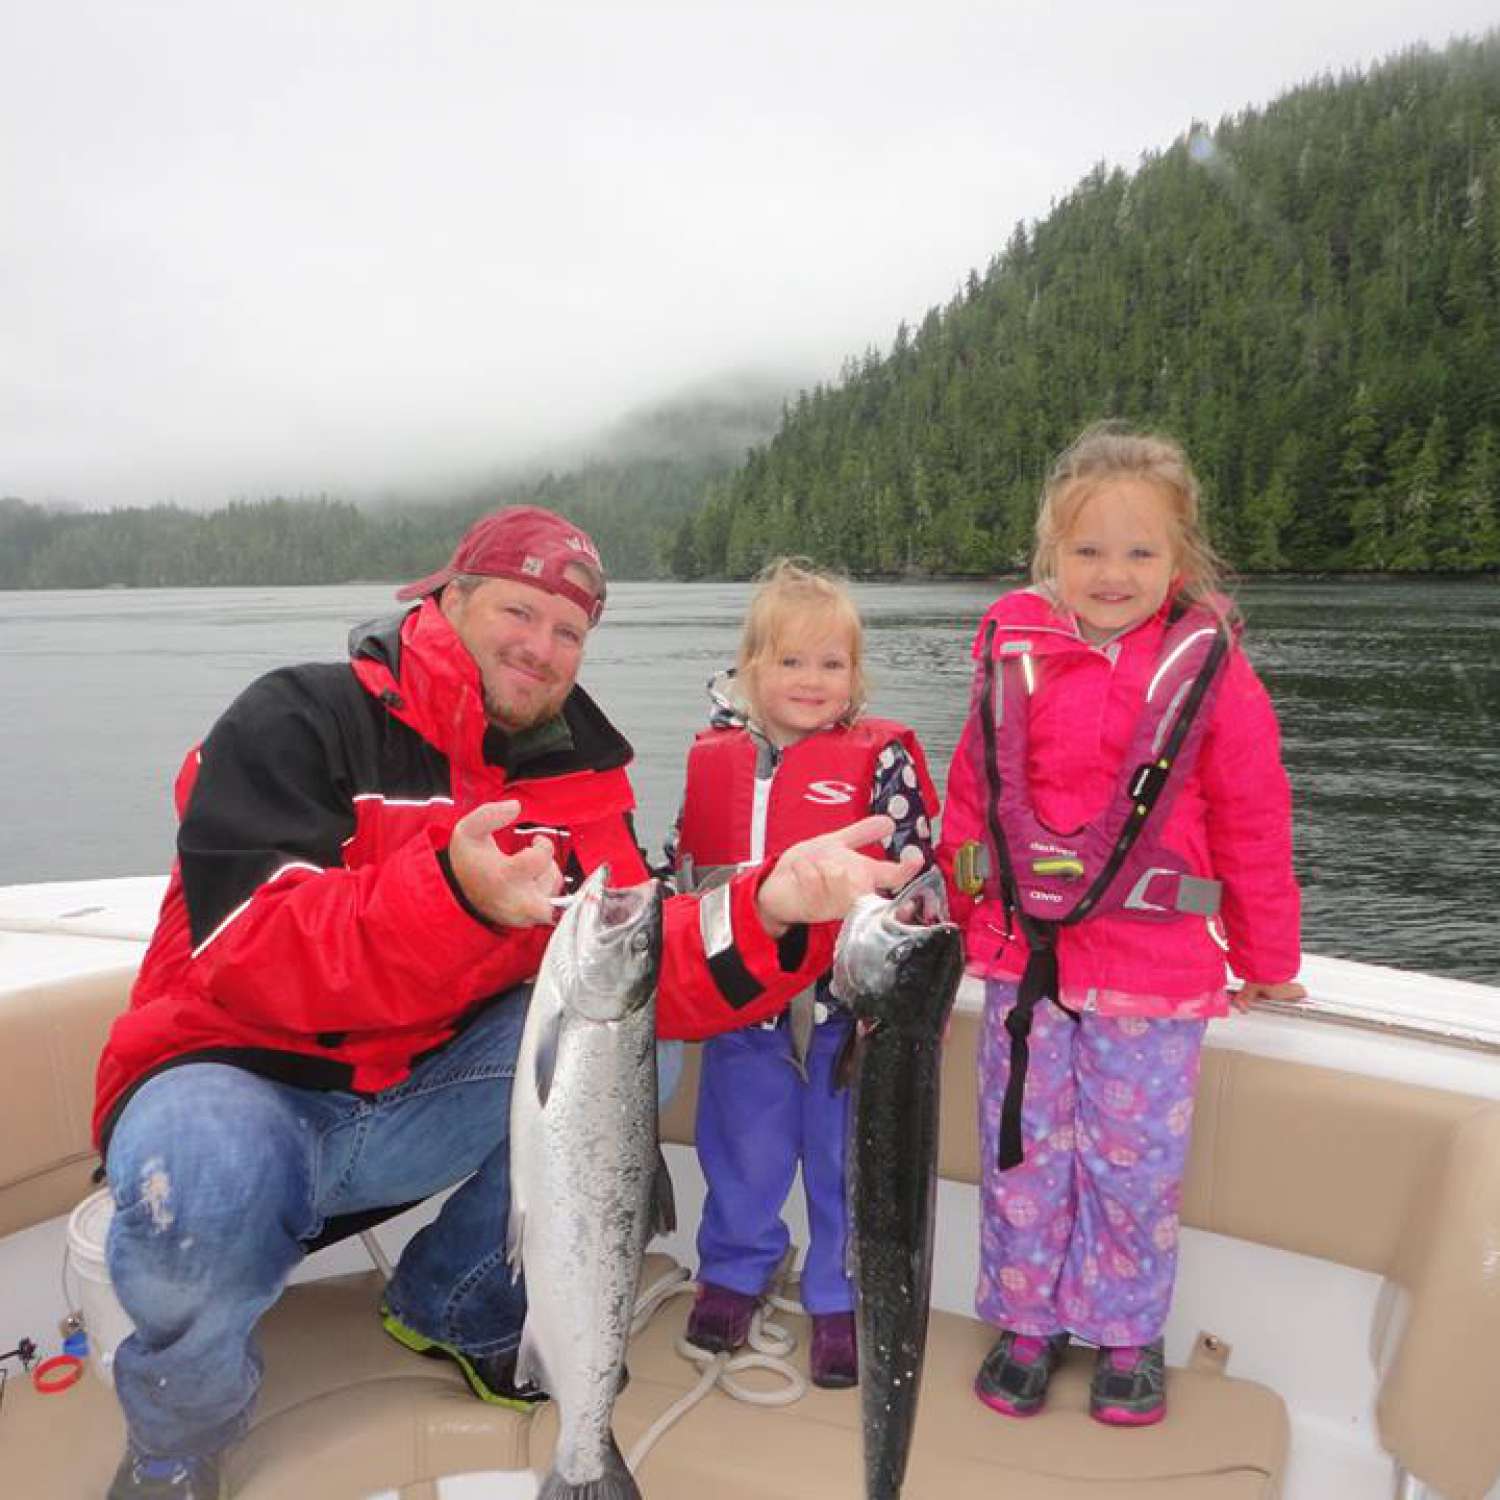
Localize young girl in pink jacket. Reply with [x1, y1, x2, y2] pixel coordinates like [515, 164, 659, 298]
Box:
[938, 422, 1304, 1427]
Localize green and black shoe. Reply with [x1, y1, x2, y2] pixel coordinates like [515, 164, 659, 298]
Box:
[379, 1303, 549, 1412]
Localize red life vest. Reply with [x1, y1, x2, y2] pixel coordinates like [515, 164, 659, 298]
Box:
[675, 718, 935, 889]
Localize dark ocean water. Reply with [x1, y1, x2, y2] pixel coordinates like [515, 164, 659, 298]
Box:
[1, 578, 1495, 983]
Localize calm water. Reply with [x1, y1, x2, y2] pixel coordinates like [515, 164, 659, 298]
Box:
[1, 580, 1496, 983]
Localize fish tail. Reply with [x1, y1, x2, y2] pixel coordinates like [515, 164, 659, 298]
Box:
[538, 1434, 641, 1500]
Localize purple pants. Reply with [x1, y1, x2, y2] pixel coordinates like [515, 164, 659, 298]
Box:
[695, 1016, 854, 1315]
[976, 980, 1206, 1346]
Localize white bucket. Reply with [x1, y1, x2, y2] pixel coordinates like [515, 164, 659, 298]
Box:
[65, 1187, 135, 1386]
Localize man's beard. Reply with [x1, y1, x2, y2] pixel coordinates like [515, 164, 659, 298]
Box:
[481, 661, 564, 732]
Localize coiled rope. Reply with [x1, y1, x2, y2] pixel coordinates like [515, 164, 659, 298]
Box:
[625, 1252, 809, 1475]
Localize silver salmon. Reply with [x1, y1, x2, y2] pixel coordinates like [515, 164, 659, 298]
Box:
[833, 867, 964, 1500]
[508, 864, 664, 1500]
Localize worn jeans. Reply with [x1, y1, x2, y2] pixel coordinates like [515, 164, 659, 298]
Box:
[104, 989, 528, 1460]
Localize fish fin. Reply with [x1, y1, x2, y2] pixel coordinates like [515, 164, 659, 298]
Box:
[832, 1020, 862, 1092]
[514, 1323, 549, 1395]
[651, 1146, 677, 1237]
[537, 1434, 641, 1499]
[785, 989, 814, 1082]
[505, 1200, 525, 1280]
[534, 1003, 563, 1109]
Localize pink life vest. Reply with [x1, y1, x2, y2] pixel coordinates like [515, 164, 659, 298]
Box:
[966, 599, 1235, 1169]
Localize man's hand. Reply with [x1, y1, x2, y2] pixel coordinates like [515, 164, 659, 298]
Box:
[755, 815, 926, 937]
[448, 800, 563, 928]
[1231, 980, 1307, 1011]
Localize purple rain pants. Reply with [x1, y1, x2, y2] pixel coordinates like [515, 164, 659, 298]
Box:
[694, 1014, 855, 1315]
[976, 979, 1207, 1347]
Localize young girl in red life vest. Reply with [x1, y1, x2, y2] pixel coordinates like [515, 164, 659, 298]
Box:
[670, 558, 938, 1389]
[938, 423, 1304, 1427]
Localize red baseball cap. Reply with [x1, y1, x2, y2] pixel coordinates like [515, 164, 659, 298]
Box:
[396, 505, 606, 624]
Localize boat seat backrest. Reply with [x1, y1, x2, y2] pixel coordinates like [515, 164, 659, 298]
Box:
[6, 965, 1500, 1499]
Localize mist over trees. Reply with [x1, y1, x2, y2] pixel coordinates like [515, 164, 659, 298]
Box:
[3, 35, 1497, 591]
[0, 382, 787, 589]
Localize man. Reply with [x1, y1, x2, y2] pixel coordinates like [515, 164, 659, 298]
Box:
[94, 505, 919, 1499]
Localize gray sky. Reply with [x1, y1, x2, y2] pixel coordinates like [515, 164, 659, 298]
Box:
[2, 1, 1494, 508]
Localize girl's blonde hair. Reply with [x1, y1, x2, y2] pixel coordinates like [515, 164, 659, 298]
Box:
[1032, 421, 1228, 606]
[738, 557, 866, 725]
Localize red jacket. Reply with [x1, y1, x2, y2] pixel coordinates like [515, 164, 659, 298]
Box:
[94, 601, 833, 1145]
[938, 588, 1300, 1004]
[675, 718, 936, 876]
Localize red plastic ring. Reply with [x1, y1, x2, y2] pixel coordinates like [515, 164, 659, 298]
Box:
[32, 1354, 85, 1393]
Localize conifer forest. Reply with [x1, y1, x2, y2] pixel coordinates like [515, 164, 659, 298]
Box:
[3, 36, 1497, 589]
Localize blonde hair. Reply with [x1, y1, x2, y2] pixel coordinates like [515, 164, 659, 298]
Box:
[738, 557, 866, 725]
[1032, 421, 1228, 607]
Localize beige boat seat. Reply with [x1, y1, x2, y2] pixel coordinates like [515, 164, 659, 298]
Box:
[529, 1249, 1287, 1498]
[6, 963, 1500, 1498]
[1, 968, 532, 1499]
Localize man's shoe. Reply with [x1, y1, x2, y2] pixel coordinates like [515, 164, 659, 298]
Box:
[1089, 1338, 1167, 1426]
[974, 1329, 1071, 1417]
[684, 1281, 758, 1354]
[809, 1311, 858, 1389]
[107, 1447, 226, 1499]
[380, 1302, 548, 1411]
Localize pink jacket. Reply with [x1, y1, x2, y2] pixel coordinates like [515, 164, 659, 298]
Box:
[937, 588, 1300, 1010]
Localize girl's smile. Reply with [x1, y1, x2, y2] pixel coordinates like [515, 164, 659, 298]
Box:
[1055, 479, 1179, 644]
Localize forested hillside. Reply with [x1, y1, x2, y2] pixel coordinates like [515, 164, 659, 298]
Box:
[4, 37, 1497, 590]
[673, 36, 1500, 577]
[0, 383, 783, 588]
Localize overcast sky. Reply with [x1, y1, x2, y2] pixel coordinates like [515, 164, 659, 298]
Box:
[2, 2, 1494, 509]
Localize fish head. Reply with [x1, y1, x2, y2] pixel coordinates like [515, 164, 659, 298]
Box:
[831, 865, 963, 1034]
[553, 864, 663, 1023]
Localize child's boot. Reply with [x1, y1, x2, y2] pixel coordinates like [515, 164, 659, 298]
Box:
[810, 1311, 858, 1389]
[1089, 1337, 1167, 1426]
[685, 1281, 758, 1353]
[974, 1329, 1070, 1417]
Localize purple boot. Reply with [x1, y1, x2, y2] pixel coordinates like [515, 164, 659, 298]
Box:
[810, 1311, 858, 1389]
[686, 1281, 758, 1353]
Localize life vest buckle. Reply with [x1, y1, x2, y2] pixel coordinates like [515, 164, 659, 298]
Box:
[1128, 758, 1171, 809]
[954, 840, 990, 897]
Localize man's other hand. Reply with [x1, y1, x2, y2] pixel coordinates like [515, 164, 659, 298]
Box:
[448, 800, 563, 928]
[755, 815, 925, 936]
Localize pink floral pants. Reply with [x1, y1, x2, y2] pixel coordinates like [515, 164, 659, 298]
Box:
[975, 980, 1206, 1346]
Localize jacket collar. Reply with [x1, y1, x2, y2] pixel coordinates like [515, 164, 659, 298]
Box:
[349, 600, 633, 778]
[976, 586, 1180, 660]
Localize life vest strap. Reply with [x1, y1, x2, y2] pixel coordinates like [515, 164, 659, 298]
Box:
[996, 928, 1079, 1172]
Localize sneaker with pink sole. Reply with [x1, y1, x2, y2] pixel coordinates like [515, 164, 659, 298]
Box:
[974, 1329, 1071, 1417]
[1089, 1337, 1167, 1426]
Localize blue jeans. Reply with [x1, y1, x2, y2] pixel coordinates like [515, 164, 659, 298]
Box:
[104, 989, 528, 1460]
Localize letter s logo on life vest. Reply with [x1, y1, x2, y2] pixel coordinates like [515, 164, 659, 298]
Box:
[805, 780, 857, 805]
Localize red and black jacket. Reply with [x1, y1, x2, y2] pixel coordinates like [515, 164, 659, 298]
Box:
[94, 600, 832, 1146]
